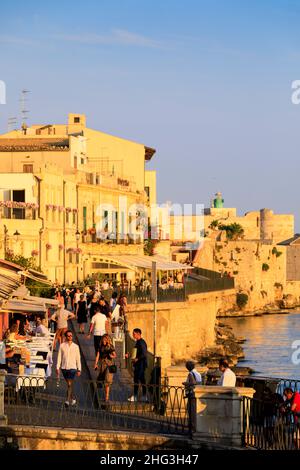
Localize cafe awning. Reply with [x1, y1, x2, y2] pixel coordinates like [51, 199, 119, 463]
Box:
[93, 254, 193, 272]
[1, 298, 47, 314]
[11, 285, 59, 307]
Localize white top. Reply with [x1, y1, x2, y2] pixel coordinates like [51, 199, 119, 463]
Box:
[51, 308, 72, 329]
[111, 304, 120, 322]
[57, 342, 81, 371]
[91, 312, 107, 336]
[218, 368, 236, 387]
[35, 324, 50, 337]
[188, 369, 202, 384]
[74, 293, 81, 304]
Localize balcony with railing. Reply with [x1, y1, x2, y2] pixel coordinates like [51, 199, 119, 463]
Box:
[81, 232, 143, 245]
[76, 170, 147, 197]
[0, 202, 38, 220]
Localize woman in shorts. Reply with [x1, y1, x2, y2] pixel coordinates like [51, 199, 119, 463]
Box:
[94, 334, 116, 402]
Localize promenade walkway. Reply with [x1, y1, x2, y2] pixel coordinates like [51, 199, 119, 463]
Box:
[69, 319, 134, 400]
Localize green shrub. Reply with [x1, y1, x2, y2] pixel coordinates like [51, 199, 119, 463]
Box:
[272, 247, 282, 257]
[262, 263, 270, 271]
[236, 293, 249, 309]
[209, 220, 219, 230]
[218, 223, 244, 240]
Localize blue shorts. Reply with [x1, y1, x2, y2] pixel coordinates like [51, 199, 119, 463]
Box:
[62, 369, 77, 380]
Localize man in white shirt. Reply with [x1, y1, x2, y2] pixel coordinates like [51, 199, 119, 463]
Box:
[56, 330, 81, 406]
[87, 306, 108, 357]
[34, 317, 50, 337]
[218, 359, 236, 387]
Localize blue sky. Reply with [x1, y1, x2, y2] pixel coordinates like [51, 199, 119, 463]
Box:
[1, 0, 300, 229]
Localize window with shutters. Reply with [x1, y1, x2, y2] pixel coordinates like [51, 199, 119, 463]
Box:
[23, 164, 33, 173]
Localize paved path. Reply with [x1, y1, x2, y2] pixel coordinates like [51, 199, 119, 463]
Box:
[69, 319, 134, 401]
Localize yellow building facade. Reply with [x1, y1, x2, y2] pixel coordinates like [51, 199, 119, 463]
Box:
[169, 207, 294, 244]
[0, 113, 157, 283]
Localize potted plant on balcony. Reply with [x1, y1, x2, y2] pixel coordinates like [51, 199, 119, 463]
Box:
[31, 249, 39, 256]
[59, 244, 64, 250]
[46, 243, 52, 250]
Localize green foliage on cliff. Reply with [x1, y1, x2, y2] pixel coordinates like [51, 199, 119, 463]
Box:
[272, 247, 282, 257]
[262, 263, 270, 271]
[218, 223, 244, 240]
[209, 220, 219, 230]
[236, 292, 248, 309]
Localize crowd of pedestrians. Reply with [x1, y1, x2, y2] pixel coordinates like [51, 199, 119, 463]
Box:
[52, 283, 150, 404]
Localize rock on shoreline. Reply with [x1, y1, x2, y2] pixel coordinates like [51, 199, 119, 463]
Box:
[197, 320, 254, 377]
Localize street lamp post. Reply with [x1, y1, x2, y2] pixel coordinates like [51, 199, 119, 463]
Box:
[151, 261, 157, 358]
[76, 230, 80, 283]
[3, 225, 8, 258]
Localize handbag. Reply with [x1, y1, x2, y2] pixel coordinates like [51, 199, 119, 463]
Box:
[108, 363, 117, 374]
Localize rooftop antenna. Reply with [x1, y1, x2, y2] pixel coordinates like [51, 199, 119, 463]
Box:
[7, 117, 17, 132]
[20, 89, 30, 134]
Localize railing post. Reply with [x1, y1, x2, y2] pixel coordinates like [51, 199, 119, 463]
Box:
[0, 370, 7, 426]
[192, 386, 255, 447]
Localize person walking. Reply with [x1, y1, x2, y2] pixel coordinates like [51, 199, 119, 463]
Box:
[117, 292, 128, 335]
[51, 307, 75, 351]
[94, 334, 116, 402]
[56, 330, 81, 407]
[76, 294, 88, 334]
[109, 291, 118, 313]
[217, 359, 236, 386]
[99, 296, 112, 335]
[73, 288, 81, 314]
[87, 306, 109, 357]
[88, 294, 99, 319]
[69, 286, 75, 311]
[126, 328, 148, 402]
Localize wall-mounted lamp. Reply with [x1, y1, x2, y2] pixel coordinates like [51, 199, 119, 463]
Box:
[13, 230, 20, 242]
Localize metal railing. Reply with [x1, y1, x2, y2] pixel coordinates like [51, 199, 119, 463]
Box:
[99, 280, 234, 305]
[0, 207, 37, 220]
[240, 376, 300, 449]
[4, 376, 190, 435]
[242, 396, 300, 450]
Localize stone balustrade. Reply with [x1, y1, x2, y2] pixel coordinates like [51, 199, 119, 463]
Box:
[192, 385, 255, 447]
